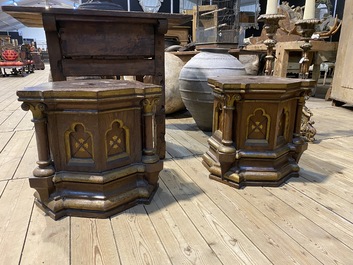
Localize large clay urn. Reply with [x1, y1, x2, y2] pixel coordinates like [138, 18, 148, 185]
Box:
[179, 48, 246, 131]
[165, 52, 186, 114]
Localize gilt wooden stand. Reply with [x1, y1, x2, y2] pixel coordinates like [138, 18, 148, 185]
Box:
[202, 76, 309, 188]
[17, 80, 162, 219]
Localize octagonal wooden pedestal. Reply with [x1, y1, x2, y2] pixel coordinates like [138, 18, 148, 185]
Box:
[202, 76, 314, 188]
[17, 80, 163, 219]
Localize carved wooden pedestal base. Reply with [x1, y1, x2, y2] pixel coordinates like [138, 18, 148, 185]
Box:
[17, 80, 162, 219]
[202, 76, 310, 188]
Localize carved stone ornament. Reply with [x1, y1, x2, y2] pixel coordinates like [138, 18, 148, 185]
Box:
[138, 0, 163, 13]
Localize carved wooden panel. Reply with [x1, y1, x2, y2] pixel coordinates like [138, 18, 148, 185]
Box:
[246, 108, 270, 145]
[59, 21, 155, 58]
[65, 123, 94, 166]
[106, 120, 130, 162]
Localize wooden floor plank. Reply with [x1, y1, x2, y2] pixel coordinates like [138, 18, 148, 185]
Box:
[305, 140, 353, 171]
[166, 124, 208, 155]
[0, 111, 13, 126]
[301, 146, 353, 176]
[20, 207, 70, 265]
[2, 98, 20, 112]
[0, 90, 16, 104]
[299, 159, 353, 203]
[161, 160, 272, 265]
[0, 79, 25, 103]
[0, 130, 34, 181]
[239, 186, 353, 264]
[15, 111, 34, 131]
[1, 67, 353, 265]
[0, 131, 14, 151]
[0, 108, 28, 132]
[111, 205, 170, 265]
[289, 177, 353, 223]
[311, 106, 353, 140]
[0, 179, 34, 265]
[301, 142, 353, 173]
[165, 151, 172, 159]
[0, 180, 7, 196]
[144, 183, 223, 265]
[266, 185, 353, 251]
[166, 116, 211, 147]
[174, 156, 322, 265]
[71, 217, 121, 265]
[165, 133, 193, 158]
[13, 133, 36, 179]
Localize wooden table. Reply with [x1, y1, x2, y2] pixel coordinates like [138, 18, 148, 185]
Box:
[273, 41, 338, 79]
[243, 41, 338, 82]
[203, 76, 310, 188]
[2, 5, 191, 159]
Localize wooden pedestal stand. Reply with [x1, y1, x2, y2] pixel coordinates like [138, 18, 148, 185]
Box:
[17, 80, 162, 219]
[203, 76, 312, 188]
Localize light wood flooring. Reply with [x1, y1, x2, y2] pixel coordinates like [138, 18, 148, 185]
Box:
[1, 66, 353, 265]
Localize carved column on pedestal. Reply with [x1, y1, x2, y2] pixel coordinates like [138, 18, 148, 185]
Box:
[141, 96, 163, 188]
[21, 102, 55, 201]
[142, 97, 160, 164]
[216, 93, 240, 182]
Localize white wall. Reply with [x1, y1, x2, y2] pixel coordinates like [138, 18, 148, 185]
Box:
[18, 27, 47, 50]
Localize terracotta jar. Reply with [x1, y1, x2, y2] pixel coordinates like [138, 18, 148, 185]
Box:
[179, 48, 246, 131]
